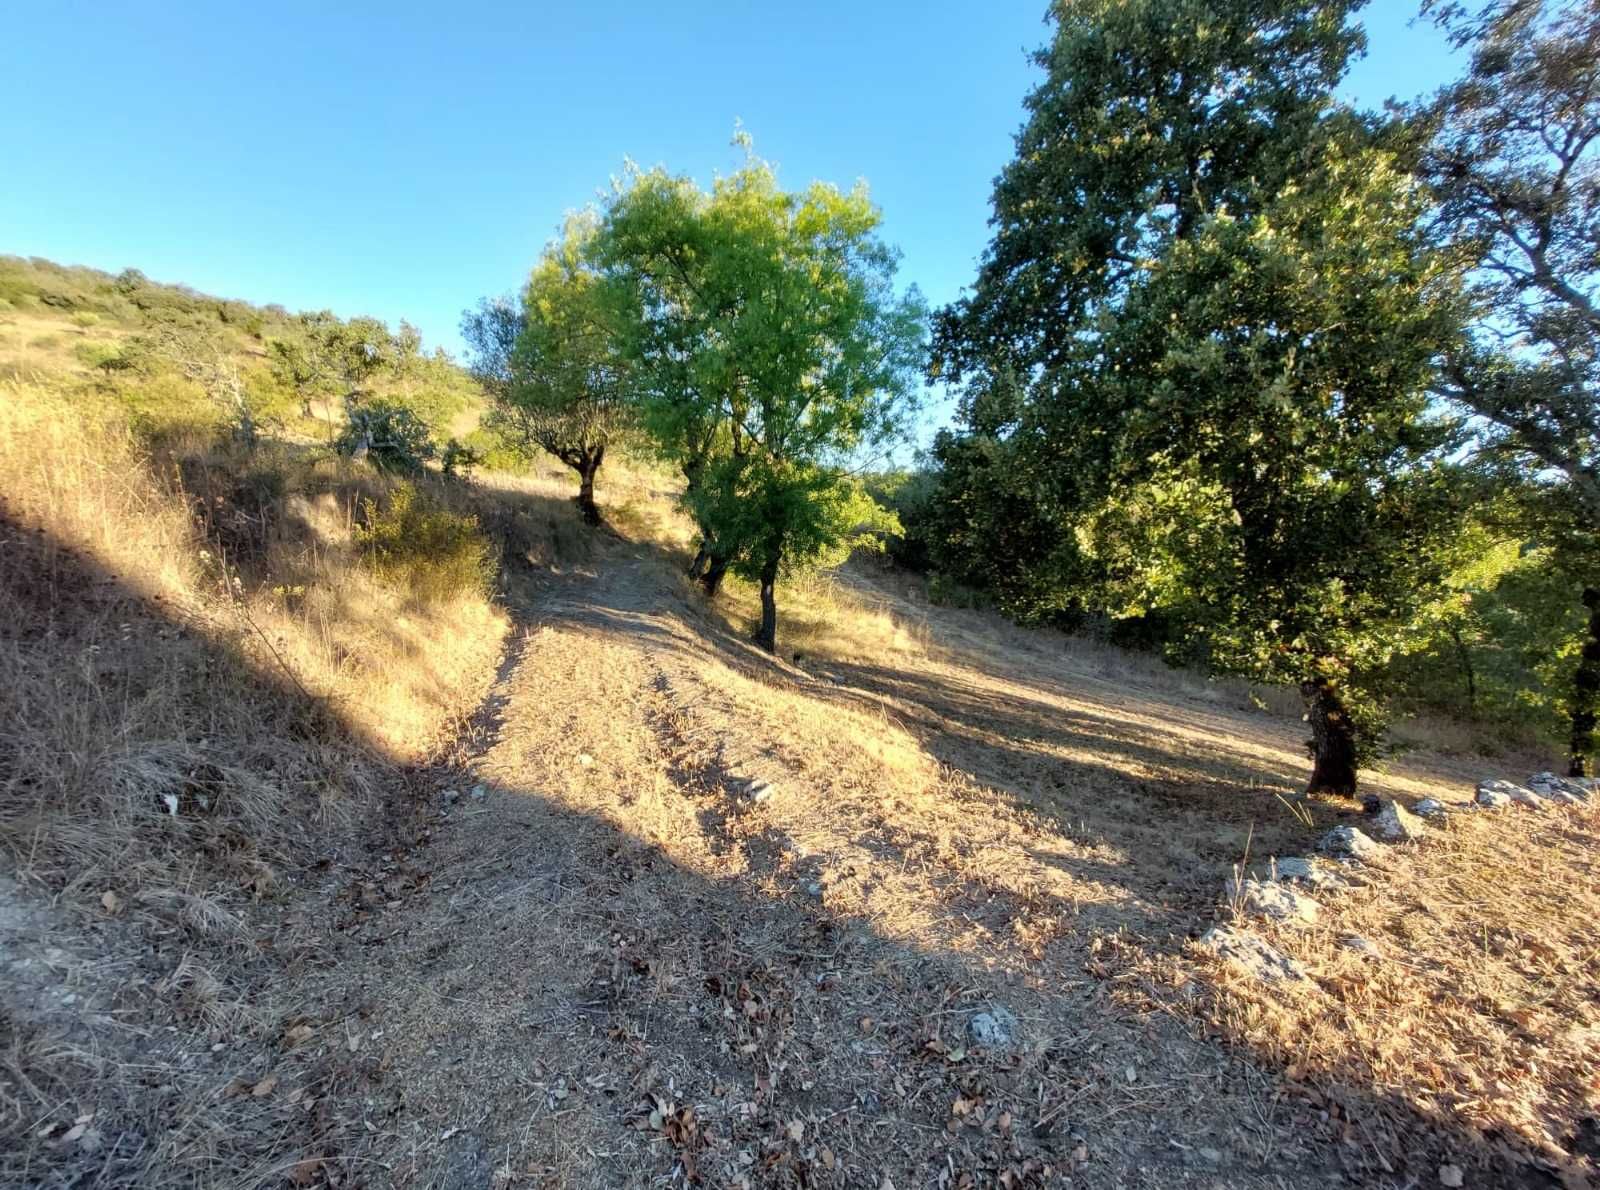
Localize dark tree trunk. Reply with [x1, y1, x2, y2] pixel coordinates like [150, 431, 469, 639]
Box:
[1302, 675, 1358, 797]
[688, 545, 709, 580]
[575, 454, 601, 525]
[753, 555, 779, 653]
[699, 554, 728, 597]
[1449, 624, 1477, 716]
[1568, 587, 1600, 777]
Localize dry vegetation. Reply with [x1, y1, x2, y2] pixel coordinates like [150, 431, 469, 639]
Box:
[1, 280, 1596, 1189]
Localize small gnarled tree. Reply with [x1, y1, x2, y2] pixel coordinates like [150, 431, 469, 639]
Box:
[464, 215, 631, 525]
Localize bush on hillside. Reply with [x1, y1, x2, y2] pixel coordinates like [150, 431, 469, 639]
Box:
[354, 482, 496, 600]
[440, 437, 484, 477]
[336, 398, 435, 472]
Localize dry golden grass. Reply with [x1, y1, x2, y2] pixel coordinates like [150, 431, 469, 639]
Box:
[0, 360, 513, 1186]
[1151, 800, 1600, 1180]
[3, 291, 1594, 1187]
[0, 376, 508, 882]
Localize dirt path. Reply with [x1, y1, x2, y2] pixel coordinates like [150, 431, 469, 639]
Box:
[283, 538, 1472, 1190]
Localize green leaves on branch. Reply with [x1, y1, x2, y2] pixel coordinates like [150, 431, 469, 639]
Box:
[592, 151, 927, 647]
[929, 0, 1475, 787]
[463, 215, 632, 522]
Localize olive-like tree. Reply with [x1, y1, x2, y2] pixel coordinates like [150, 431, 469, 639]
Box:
[463, 215, 632, 524]
[594, 153, 927, 650]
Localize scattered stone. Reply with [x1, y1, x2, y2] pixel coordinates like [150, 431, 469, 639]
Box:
[441, 789, 460, 804]
[1269, 856, 1349, 891]
[468, 784, 487, 802]
[1439, 1163, 1465, 1188]
[968, 1006, 1018, 1050]
[1478, 778, 1548, 809]
[1528, 771, 1589, 800]
[1475, 782, 1513, 809]
[1373, 800, 1425, 842]
[745, 780, 775, 804]
[1198, 1147, 1223, 1164]
[1198, 926, 1308, 983]
[577, 753, 595, 768]
[1340, 933, 1381, 958]
[436, 1131, 490, 1190]
[804, 882, 823, 899]
[1413, 798, 1448, 819]
[1319, 825, 1381, 862]
[1229, 878, 1319, 926]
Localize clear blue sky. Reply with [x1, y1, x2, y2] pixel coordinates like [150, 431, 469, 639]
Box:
[2, 2, 1460, 444]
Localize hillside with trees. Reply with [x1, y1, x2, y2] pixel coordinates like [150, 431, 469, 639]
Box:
[1, 2, 1598, 1188]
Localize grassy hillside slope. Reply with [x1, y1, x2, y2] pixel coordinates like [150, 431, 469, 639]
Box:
[1, 264, 1596, 1189]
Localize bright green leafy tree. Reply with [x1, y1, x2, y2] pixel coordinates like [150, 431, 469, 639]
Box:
[464, 215, 633, 524]
[595, 151, 927, 651]
[931, 0, 1473, 795]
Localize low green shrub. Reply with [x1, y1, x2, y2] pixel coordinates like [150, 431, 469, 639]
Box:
[71, 340, 125, 370]
[440, 437, 485, 477]
[354, 482, 497, 600]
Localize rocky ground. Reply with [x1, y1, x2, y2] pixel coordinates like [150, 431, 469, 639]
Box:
[4, 530, 1597, 1188]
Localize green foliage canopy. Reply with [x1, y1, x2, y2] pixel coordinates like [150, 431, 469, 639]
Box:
[593, 152, 927, 648]
[929, 0, 1474, 788]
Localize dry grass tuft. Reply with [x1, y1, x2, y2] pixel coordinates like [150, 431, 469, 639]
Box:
[1138, 800, 1600, 1179]
[0, 365, 511, 1187]
[0, 378, 509, 890]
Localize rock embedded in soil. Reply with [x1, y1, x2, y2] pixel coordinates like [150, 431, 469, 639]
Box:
[1475, 782, 1513, 809]
[1229, 878, 1320, 926]
[1198, 925, 1308, 983]
[437, 1132, 490, 1190]
[1270, 856, 1348, 891]
[1373, 800, 1424, 842]
[745, 779, 775, 804]
[1528, 771, 1590, 801]
[968, 1006, 1019, 1051]
[1340, 933, 1381, 958]
[1413, 798, 1448, 819]
[1478, 778, 1548, 809]
[1319, 824, 1381, 862]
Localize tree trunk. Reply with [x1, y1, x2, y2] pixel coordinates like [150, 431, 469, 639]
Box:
[688, 545, 708, 580]
[753, 555, 779, 653]
[1568, 587, 1600, 777]
[1302, 675, 1358, 797]
[1449, 623, 1477, 716]
[575, 458, 601, 525]
[699, 554, 729, 597]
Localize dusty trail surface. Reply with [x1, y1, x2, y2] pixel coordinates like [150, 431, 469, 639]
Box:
[290, 534, 1536, 1190]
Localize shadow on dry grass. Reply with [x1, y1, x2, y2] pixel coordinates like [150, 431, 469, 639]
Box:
[1, 474, 1592, 1187]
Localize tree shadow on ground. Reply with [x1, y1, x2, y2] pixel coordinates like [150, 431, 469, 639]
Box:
[1, 510, 1583, 1189]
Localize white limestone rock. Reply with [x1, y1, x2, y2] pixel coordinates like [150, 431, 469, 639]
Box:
[1373, 800, 1425, 842]
[1199, 926, 1308, 983]
[968, 1006, 1018, 1050]
[1527, 772, 1589, 804]
[1228, 878, 1320, 926]
[1413, 798, 1448, 820]
[1319, 825, 1381, 862]
[1528, 771, 1590, 800]
[1476, 779, 1548, 809]
[1475, 782, 1513, 809]
[1264, 856, 1355, 891]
